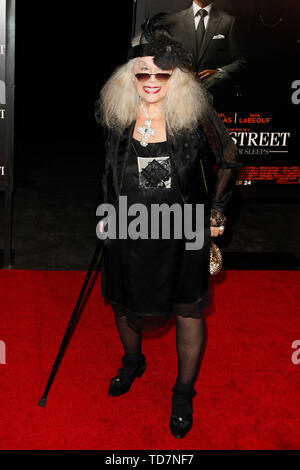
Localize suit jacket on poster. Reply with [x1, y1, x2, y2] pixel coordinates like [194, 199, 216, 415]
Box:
[165, 3, 247, 86]
[95, 120, 242, 225]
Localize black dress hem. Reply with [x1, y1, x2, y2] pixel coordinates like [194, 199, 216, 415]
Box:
[107, 290, 211, 333]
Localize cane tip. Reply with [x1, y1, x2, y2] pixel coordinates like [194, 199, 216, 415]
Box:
[38, 397, 47, 407]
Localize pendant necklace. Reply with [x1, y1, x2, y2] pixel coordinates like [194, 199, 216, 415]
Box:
[137, 99, 160, 147]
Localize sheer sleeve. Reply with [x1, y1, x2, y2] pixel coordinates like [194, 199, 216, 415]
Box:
[198, 89, 242, 227]
[94, 96, 102, 127]
[95, 127, 112, 220]
[94, 96, 112, 224]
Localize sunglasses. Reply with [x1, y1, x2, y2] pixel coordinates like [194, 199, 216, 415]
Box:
[135, 72, 172, 83]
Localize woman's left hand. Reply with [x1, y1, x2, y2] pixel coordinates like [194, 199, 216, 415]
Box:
[210, 225, 225, 237]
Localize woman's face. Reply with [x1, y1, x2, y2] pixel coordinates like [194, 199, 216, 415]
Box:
[133, 56, 173, 105]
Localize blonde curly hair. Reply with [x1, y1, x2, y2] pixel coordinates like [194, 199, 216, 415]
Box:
[98, 55, 208, 136]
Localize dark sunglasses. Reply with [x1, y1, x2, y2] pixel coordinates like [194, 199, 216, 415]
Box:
[135, 72, 172, 83]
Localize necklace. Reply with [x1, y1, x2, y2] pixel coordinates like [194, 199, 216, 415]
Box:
[137, 100, 160, 147]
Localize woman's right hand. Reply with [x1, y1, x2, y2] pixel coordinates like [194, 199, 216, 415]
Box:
[97, 218, 108, 237]
[98, 219, 105, 234]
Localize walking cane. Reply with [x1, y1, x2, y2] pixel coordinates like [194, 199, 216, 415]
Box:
[38, 238, 104, 407]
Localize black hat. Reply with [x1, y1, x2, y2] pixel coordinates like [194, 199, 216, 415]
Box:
[127, 13, 193, 71]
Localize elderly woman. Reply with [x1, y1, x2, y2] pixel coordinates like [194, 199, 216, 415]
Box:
[95, 15, 241, 439]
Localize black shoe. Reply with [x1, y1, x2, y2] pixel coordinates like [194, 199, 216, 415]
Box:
[169, 381, 196, 439]
[108, 353, 146, 397]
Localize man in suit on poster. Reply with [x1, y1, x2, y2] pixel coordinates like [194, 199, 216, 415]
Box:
[165, 0, 247, 107]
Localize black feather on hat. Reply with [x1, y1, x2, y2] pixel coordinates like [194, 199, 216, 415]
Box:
[127, 13, 193, 71]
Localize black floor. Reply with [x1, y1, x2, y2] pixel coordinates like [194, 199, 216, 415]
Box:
[1, 135, 300, 270]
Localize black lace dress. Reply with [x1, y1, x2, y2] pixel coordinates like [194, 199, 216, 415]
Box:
[100, 136, 211, 332]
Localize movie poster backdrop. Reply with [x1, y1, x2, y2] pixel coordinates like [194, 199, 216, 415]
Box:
[133, 0, 300, 187]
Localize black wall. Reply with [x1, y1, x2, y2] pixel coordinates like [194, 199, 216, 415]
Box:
[15, 1, 133, 140]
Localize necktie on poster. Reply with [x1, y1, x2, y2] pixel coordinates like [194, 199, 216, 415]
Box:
[195, 9, 208, 56]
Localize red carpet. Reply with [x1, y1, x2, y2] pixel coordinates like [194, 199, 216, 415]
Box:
[0, 269, 299, 450]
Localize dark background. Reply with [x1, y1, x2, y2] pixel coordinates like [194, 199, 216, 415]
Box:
[2, 1, 135, 269]
[0, 0, 299, 270]
[15, 2, 133, 141]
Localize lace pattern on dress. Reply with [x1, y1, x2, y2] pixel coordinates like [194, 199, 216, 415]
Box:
[137, 156, 172, 189]
[109, 294, 211, 333]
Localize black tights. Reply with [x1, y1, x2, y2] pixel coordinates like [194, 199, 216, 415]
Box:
[114, 314, 142, 358]
[114, 313, 206, 386]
